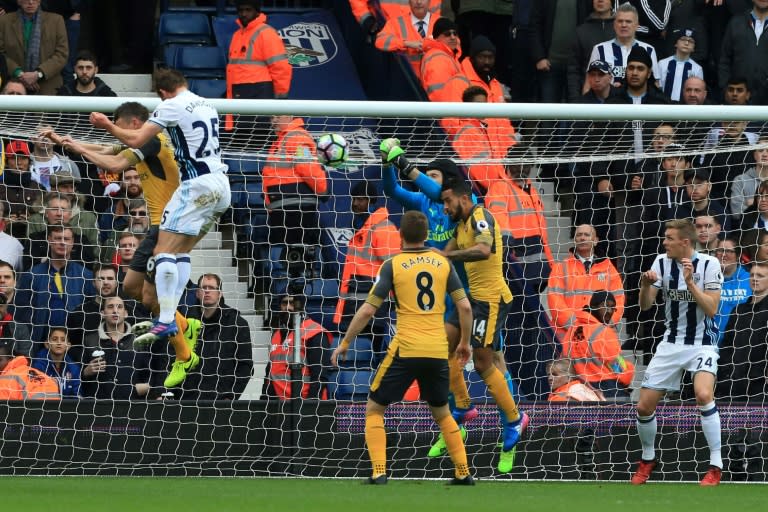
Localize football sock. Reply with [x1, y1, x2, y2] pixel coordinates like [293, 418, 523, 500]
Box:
[499, 370, 518, 426]
[174, 253, 192, 305]
[636, 413, 657, 461]
[448, 355, 472, 410]
[699, 402, 722, 468]
[170, 312, 191, 362]
[437, 415, 470, 479]
[481, 366, 520, 423]
[155, 253, 178, 324]
[365, 410, 387, 478]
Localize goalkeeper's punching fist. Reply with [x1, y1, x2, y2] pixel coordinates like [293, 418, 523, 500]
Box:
[379, 138, 417, 180]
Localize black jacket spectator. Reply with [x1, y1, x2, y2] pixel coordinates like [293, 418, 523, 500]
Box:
[717, 295, 768, 400]
[719, 10, 768, 105]
[568, 12, 615, 102]
[81, 326, 153, 400]
[57, 76, 117, 97]
[162, 303, 254, 400]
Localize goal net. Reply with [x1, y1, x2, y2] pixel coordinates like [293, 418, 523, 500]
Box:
[0, 97, 766, 481]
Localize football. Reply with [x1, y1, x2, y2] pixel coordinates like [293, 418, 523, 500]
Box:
[316, 133, 349, 168]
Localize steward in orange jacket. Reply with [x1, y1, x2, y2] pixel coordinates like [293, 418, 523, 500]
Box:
[560, 291, 634, 399]
[460, 35, 506, 103]
[0, 351, 61, 400]
[226, 2, 291, 128]
[420, 18, 469, 103]
[350, 0, 440, 35]
[262, 116, 328, 247]
[548, 224, 625, 338]
[375, 2, 437, 79]
[265, 295, 333, 400]
[334, 183, 400, 356]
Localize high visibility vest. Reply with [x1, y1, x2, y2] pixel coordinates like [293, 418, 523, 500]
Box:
[0, 356, 61, 400]
[503, 179, 554, 265]
[261, 118, 327, 209]
[225, 13, 291, 129]
[269, 319, 332, 400]
[460, 57, 506, 103]
[333, 207, 401, 324]
[374, 14, 437, 79]
[549, 380, 603, 402]
[349, 0, 440, 26]
[420, 39, 470, 103]
[227, 14, 291, 95]
[547, 254, 625, 332]
[562, 320, 634, 387]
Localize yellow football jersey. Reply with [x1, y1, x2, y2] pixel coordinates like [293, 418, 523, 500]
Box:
[118, 132, 180, 226]
[455, 205, 513, 303]
[366, 249, 466, 359]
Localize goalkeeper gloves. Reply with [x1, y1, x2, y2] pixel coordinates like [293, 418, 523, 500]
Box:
[379, 138, 415, 179]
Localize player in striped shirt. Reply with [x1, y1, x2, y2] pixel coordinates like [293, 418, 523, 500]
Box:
[658, 28, 703, 102]
[589, 2, 660, 88]
[633, 219, 724, 486]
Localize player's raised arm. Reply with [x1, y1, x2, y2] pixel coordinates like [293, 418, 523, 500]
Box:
[90, 111, 161, 148]
[681, 257, 721, 318]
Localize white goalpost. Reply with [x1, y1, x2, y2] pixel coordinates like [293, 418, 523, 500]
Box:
[1, 96, 767, 481]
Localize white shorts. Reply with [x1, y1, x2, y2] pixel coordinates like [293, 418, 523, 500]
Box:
[161, 172, 231, 236]
[641, 341, 719, 392]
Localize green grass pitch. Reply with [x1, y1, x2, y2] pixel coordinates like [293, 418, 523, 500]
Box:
[2, 477, 764, 512]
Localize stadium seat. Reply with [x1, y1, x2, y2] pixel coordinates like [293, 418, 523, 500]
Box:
[189, 78, 227, 98]
[158, 12, 213, 46]
[174, 46, 226, 78]
[212, 15, 237, 52]
[225, 158, 262, 177]
[328, 335, 373, 369]
[331, 369, 373, 401]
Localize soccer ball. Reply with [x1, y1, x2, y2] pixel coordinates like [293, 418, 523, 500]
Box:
[316, 133, 349, 168]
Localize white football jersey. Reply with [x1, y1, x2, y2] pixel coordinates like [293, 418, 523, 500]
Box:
[651, 251, 723, 346]
[589, 39, 661, 82]
[149, 89, 228, 181]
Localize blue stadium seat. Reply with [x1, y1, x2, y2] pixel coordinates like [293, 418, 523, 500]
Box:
[158, 12, 213, 46]
[212, 15, 237, 52]
[328, 335, 373, 369]
[188, 78, 227, 98]
[174, 46, 226, 78]
[225, 158, 262, 177]
[331, 369, 373, 401]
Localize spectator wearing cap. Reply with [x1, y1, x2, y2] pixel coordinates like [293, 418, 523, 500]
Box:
[419, 17, 470, 103]
[460, 35, 506, 103]
[560, 290, 634, 400]
[568, 0, 615, 102]
[27, 180, 97, 255]
[657, 28, 703, 102]
[530, 0, 593, 103]
[719, 0, 768, 105]
[0, 139, 42, 239]
[730, 135, 768, 218]
[333, 182, 400, 359]
[589, 2, 660, 88]
[684, 169, 732, 235]
[581, 59, 614, 102]
[374, 0, 436, 80]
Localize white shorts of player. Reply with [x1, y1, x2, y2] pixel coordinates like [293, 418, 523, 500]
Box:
[641, 341, 719, 392]
[161, 172, 231, 237]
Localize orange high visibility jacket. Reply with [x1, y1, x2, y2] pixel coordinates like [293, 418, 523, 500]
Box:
[261, 118, 328, 209]
[460, 57, 506, 103]
[374, 14, 437, 79]
[227, 13, 291, 96]
[549, 380, 604, 402]
[0, 356, 61, 400]
[333, 207, 401, 324]
[420, 38, 470, 103]
[349, 0, 440, 26]
[449, 118, 515, 188]
[504, 178, 554, 264]
[561, 318, 634, 388]
[269, 318, 332, 400]
[547, 252, 625, 332]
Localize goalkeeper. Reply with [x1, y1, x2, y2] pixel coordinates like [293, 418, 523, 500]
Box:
[382, 141, 526, 473]
[331, 210, 475, 485]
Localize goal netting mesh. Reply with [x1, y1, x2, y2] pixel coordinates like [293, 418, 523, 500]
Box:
[0, 98, 766, 481]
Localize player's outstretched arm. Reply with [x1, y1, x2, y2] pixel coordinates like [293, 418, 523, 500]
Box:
[331, 303, 377, 367]
[446, 241, 491, 262]
[454, 296, 473, 366]
[90, 112, 161, 148]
